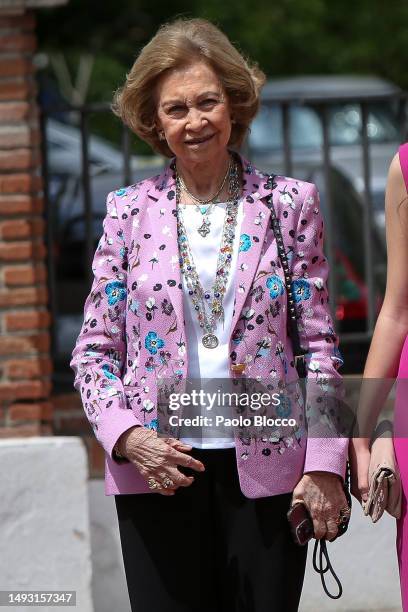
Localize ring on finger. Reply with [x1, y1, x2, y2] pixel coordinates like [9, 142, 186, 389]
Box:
[335, 507, 351, 524]
[148, 477, 161, 490]
[161, 476, 174, 489]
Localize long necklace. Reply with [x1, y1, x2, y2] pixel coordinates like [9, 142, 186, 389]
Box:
[177, 157, 232, 237]
[176, 154, 241, 349]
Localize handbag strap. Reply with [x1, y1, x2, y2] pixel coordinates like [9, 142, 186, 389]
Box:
[312, 464, 351, 600]
[266, 175, 351, 600]
[265, 175, 308, 379]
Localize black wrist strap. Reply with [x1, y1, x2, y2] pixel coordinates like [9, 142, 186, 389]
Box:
[313, 539, 343, 599]
[266, 175, 351, 600]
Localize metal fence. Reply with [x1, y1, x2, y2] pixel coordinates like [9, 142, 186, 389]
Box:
[39, 90, 408, 386]
[245, 89, 407, 344]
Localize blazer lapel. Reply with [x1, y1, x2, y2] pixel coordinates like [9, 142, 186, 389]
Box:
[227, 163, 273, 339]
[145, 155, 274, 342]
[146, 168, 186, 333]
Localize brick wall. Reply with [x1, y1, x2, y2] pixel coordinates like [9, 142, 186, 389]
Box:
[0, 6, 105, 478]
[0, 11, 53, 438]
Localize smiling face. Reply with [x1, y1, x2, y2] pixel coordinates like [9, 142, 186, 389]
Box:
[155, 60, 232, 166]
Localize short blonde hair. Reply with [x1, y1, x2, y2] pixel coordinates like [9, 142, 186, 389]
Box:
[111, 18, 266, 157]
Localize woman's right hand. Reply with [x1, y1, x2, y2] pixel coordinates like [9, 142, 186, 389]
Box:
[349, 438, 370, 504]
[116, 426, 205, 496]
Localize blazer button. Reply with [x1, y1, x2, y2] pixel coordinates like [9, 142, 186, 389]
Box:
[230, 363, 246, 373]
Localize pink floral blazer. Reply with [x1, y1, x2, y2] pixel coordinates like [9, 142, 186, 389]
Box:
[70, 154, 348, 496]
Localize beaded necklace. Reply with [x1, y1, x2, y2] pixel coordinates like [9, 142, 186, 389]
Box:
[175, 153, 241, 349]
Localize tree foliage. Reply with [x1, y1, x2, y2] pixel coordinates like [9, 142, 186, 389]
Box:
[37, 0, 408, 85]
[36, 0, 408, 149]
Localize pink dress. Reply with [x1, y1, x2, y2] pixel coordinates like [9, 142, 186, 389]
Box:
[393, 142, 408, 611]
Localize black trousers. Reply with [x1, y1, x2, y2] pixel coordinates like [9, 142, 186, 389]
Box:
[115, 447, 308, 612]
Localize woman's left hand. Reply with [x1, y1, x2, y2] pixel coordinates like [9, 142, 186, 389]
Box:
[292, 471, 349, 541]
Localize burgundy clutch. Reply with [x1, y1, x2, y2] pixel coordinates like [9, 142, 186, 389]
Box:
[287, 501, 314, 546]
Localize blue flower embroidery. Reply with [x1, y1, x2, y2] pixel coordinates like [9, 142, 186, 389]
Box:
[239, 234, 252, 252]
[115, 188, 127, 197]
[145, 331, 165, 355]
[144, 418, 158, 431]
[102, 364, 119, 381]
[105, 281, 126, 306]
[276, 395, 292, 418]
[291, 279, 311, 302]
[266, 275, 284, 299]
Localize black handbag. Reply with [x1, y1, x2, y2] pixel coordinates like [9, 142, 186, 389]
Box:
[265, 176, 352, 600]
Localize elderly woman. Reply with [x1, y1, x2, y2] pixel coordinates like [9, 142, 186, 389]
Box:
[70, 17, 349, 612]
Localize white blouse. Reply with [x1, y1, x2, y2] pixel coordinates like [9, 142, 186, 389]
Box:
[178, 200, 244, 449]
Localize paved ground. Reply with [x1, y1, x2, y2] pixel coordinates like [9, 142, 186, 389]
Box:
[299, 501, 402, 611]
[90, 480, 403, 612]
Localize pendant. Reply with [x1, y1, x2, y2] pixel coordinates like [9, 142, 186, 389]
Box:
[198, 218, 211, 237]
[202, 333, 219, 349]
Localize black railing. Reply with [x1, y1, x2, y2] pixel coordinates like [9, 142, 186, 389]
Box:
[39, 91, 407, 387]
